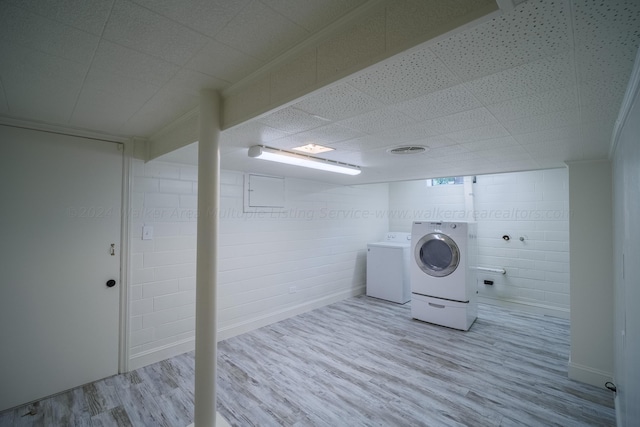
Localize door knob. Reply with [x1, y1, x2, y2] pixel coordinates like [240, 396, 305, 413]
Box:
[106, 279, 116, 288]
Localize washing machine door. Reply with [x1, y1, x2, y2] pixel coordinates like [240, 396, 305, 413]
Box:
[414, 233, 460, 277]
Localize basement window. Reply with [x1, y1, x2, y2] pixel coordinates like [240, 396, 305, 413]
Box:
[426, 176, 465, 186]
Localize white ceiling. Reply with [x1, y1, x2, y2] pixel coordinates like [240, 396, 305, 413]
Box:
[1, 0, 639, 185]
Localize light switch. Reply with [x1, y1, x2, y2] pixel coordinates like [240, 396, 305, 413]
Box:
[142, 225, 153, 240]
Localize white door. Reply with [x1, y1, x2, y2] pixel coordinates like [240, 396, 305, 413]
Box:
[0, 126, 122, 411]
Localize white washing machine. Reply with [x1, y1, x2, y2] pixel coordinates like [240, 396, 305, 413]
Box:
[366, 232, 411, 304]
[410, 221, 477, 330]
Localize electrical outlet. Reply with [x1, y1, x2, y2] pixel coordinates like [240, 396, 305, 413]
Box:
[289, 286, 297, 294]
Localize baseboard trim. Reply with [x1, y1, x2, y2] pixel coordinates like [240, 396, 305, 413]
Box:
[478, 296, 570, 319]
[128, 286, 365, 370]
[218, 286, 365, 341]
[568, 359, 613, 388]
[129, 337, 195, 371]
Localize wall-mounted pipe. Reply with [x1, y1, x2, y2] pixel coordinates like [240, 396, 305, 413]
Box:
[476, 266, 506, 275]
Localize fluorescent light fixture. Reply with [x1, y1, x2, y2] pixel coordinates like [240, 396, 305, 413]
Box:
[292, 143, 334, 154]
[248, 145, 361, 176]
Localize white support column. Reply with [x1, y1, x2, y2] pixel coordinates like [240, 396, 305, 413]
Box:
[194, 89, 221, 427]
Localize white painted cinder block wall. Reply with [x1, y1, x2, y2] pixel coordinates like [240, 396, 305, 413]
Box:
[388, 168, 570, 318]
[129, 160, 388, 368]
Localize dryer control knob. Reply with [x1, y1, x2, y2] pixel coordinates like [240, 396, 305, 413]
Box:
[450, 224, 457, 229]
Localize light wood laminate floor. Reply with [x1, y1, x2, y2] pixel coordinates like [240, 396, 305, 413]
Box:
[0, 296, 615, 426]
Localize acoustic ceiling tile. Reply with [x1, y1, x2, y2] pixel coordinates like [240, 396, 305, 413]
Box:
[165, 68, 228, 97]
[103, 0, 209, 66]
[294, 122, 367, 145]
[461, 136, 520, 152]
[578, 72, 629, 111]
[118, 86, 199, 136]
[443, 123, 511, 143]
[294, 83, 382, 121]
[464, 51, 576, 105]
[376, 122, 443, 144]
[575, 40, 639, 83]
[0, 5, 99, 65]
[0, 42, 86, 124]
[70, 87, 147, 134]
[185, 39, 263, 84]
[487, 86, 578, 122]
[130, 0, 251, 38]
[502, 109, 581, 135]
[432, 0, 573, 81]
[6, 0, 112, 36]
[346, 48, 460, 104]
[76, 69, 159, 127]
[257, 106, 329, 134]
[420, 135, 458, 148]
[514, 125, 582, 145]
[572, 0, 640, 47]
[91, 40, 180, 87]
[424, 144, 469, 158]
[394, 84, 482, 122]
[423, 107, 499, 135]
[215, 1, 309, 62]
[264, 0, 367, 33]
[338, 107, 416, 134]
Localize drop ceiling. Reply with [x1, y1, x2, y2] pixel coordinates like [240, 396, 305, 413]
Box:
[1, 0, 639, 185]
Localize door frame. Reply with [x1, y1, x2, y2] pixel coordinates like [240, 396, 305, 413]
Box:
[118, 140, 134, 374]
[0, 118, 133, 376]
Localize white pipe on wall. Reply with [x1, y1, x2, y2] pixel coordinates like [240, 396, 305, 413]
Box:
[476, 266, 506, 275]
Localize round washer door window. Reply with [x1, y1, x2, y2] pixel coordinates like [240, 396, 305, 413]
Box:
[415, 233, 460, 277]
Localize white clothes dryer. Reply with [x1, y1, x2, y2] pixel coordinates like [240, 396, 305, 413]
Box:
[410, 221, 477, 330]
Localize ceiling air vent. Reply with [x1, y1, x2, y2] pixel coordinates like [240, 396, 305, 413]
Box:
[387, 146, 428, 155]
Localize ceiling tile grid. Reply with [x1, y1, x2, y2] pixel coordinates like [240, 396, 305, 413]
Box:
[421, 107, 500, 136]
[461, 136, 521, 152]
[502, 109, 581, 136]
[90, 40, 180, 88]
[0, 43, 88, 124]
[129, 0, 251, 39]
[487, 86, 579, 123]
[463, 51, 576, 106]
[214, 0, 309, 62]
[394, 84, 483, 122]
[256, 106, 330, 134]
[0, 4, 100, 65]
[443, 123, 511, 144]
[102, 0, 210, 66]
[119, 85, 199, 136]
[263, 0, 368, 33]
[337, 107, 417, 134]
[6, 0, 114, 36]
[291, 122, 368, 145]
[185, 39, 263, 83]
[293, 82, 382, 121]
[514, 125, 583, 146]
[431, 0, 574, 82]
[346, 48, 461, 104]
